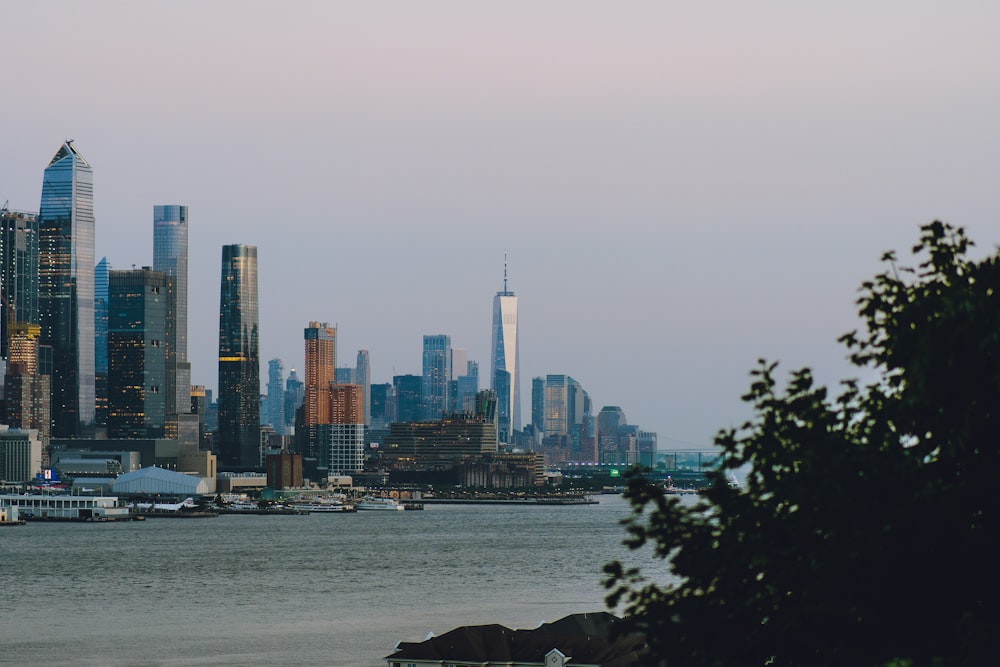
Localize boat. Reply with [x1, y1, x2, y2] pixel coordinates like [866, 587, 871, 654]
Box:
[356, 496, 405, 511]
[289, 501, 356, 513]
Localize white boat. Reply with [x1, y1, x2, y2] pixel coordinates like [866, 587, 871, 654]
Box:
[356, 496, 405, 511]
[289, 501, 355, 513]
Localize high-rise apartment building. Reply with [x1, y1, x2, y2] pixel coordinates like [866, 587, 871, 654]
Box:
[284, 369, 303, 432]
[264, 358, 286, 432]
[303, 322, 335, 426]
[107, 268, 167, 439]
[356, 349, 371, 426]
[217, 244, 260, 467]
[422, 334, 451, 421]
[39, 141, 96, 438]
[324, 383, 365, 475]
[153, 205, 190, 421]
[490, 261, 519, 443]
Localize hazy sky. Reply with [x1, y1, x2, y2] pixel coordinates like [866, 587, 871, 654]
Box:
[3, 2, 1000, 448]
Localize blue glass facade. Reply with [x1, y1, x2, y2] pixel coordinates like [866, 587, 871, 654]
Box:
[217, 244, 260, 467]
[107, 268, 167, 438]
[421, 334, 451, 421]
[39, 141, 95, 438]
[153, 205, 189, 417]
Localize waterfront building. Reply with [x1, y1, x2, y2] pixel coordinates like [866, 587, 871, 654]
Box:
[217, 244, 260, 468]
[107, 268, 168, 439]
[153, 205, 190, 425]
[421, 334, 451, 421]
[324, 383, 364, 475]
[393, 374, 422, 423]
[266, 452, 303, 489]
[264, 358, 286, 433]
[490, 259, 520, 443]
[38, 140, 96, 438]
[356, 349, 370, 426]
[113, 465, 213, 495]
[94, 257, 110, 425]
[383, 411, 498, 459]
[0, 494, 130, 520]
[0, 426, 42, 482]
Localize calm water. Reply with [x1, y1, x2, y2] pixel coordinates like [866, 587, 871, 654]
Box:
[1, 495, 665, 666]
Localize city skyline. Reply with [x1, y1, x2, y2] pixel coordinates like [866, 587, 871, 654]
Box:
[5, 3, 1000, 448]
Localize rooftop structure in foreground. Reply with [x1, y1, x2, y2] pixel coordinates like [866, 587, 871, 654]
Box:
[385, 612, 647, 667]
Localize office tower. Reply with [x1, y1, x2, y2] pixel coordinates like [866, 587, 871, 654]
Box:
[356, 349, 370, 426]
[284, 369, 303, 431]
[190, 385, 207, 448]
[597, 406, 627, 463]
[1, 207, 40, 360]
[531, 376, 545, 433]
[153, 205, 190, 421]
[217, 244, 260, 467]
[107, 268, 167, 439]
[39, 140, 95, 438]
[490, 259, 520, 443]
[0, 426, 43, 482]
[422, 334, 451, 421]
[3, 323, 50, 453]
[393, 374, 422, 423]
[324, 383, 365, 475]
[335, 367, 355, 384]
[264, 358, 286, 432]
[94, 257, 110, 425]
[456, 361, 480, 414]
[370, 382, 394, 428]
[448, 348, 467, 414]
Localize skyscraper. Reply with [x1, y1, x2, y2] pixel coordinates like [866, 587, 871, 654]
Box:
[217, 244, 260, 467]
[490, 258, 519, 443]
[107, 268, 167, 439]
[356, 349, 371, 426]
[422, 334, 451, 421]
[94, 257, 110, 426]
[0, 207, 39, 361]
[301, 321, 335, 459]
[264, 358, 286, 433]
[324, 383, 365, 475]
[39, 140, 95, 438]
[153, 205, 190, 420]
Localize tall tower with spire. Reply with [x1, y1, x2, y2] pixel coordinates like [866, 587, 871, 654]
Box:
[490, 253, 520, 444]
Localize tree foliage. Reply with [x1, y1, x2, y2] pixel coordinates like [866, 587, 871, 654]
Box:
[605, 222, 1000, 666]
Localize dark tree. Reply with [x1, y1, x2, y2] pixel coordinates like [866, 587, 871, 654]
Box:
[605, 222, 1000, 667]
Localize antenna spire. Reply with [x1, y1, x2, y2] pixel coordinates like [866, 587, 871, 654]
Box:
[503, 251, 508, 293]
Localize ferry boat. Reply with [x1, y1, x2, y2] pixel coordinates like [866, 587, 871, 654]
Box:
[289, 501, 356, 513]
[356, 496, 405, 511]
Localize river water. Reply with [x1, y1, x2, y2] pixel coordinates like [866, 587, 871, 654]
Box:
[1, 494, 666, 666]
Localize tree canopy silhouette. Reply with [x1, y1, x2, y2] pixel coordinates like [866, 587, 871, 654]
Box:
[605, 222, 1000, 667]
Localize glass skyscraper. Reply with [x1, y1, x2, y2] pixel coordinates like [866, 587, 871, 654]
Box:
[107, 268, 167, 439]
[153, 205, 190, 419]
[421, 334, 452, 421]
[217, 244, 260, 467]
[0, 207, 39, 360]
[39, 141, 95, 438]
[94, 257, 110, 426]
[491, 262, 520, 443]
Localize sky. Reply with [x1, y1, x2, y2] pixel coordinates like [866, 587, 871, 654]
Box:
[3, 1, 1000, 449]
